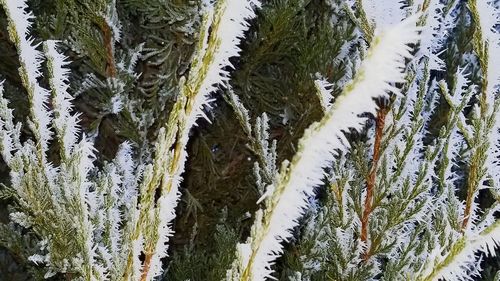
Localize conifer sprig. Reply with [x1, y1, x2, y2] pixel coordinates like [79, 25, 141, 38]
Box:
[227, 15, 421, 281]
[121, 1, 260, 280]
[0, 1, 108, 278]
[279, 1, 500, 280]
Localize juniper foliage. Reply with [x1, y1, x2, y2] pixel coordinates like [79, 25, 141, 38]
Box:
[0, 0, 499, 281]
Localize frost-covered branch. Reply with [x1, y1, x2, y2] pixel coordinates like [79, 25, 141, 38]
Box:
[0, 1, 103, 279]
[0, 1, 143, 280]
[44, 41, 80, 161]
[122, 1, 260, 280]
[1, 0, 53, 161]
[460, 0, 500, 232]
[225, 85, 277, 189]
[417, 220, 500, 281]
[227, 15, 421, 281]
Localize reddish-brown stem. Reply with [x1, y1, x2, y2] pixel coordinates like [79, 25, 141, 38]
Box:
[361, 107, 388, 259]
[98, 20, 117, 78]
[140, 253, 153, 281]
[461, 153, 481, 231]
[461, 194, 472, 231]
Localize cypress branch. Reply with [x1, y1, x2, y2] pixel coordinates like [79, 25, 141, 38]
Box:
[228, 15, 421, 281]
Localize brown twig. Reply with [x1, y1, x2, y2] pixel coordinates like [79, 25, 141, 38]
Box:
[97, 19, 117, 78]
[140, 253, 153, 281]
[461, 151, 483, 232]
[461, 186, 473, 231]
[361, 106, 388, 259]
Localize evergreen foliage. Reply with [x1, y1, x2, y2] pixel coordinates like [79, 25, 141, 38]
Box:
[0, 0, 499, 280]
